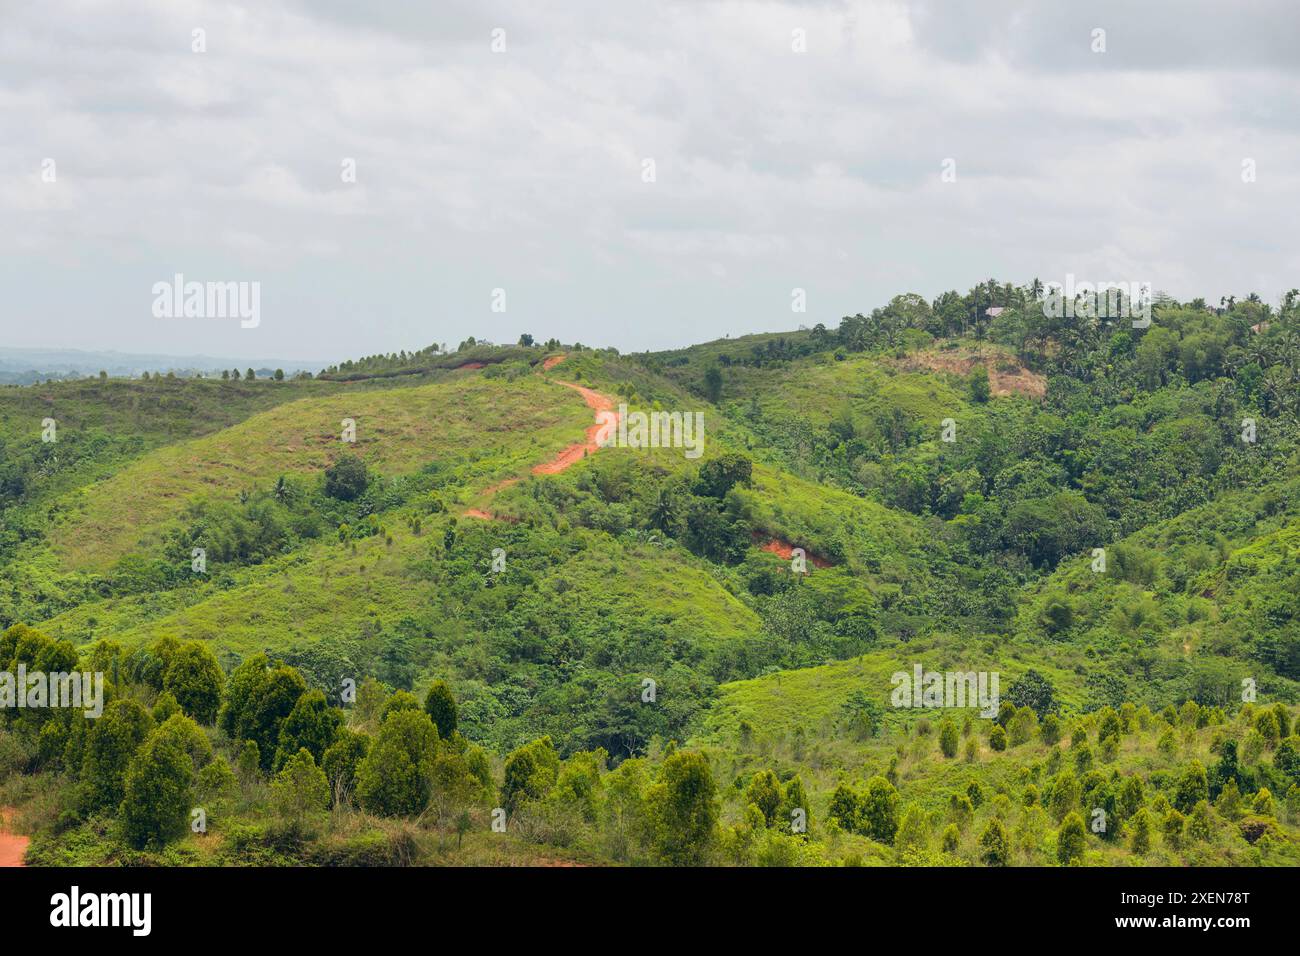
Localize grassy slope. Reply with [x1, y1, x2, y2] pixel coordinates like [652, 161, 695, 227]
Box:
[42, 373, 588, 570]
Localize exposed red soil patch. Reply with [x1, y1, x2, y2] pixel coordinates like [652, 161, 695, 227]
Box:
[0, 809, 28, 867]
[454, 361, 486, 371]
[755, 535, 832, 568]
[463, 509, 494, 520]
[531, 382, 618, 476]
[896, 347, 1046, 399]
[541, 353, 567, 370]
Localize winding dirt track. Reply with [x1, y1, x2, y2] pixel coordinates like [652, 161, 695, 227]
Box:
[463, 355, 619, 519]
[530, 382, 616, 476]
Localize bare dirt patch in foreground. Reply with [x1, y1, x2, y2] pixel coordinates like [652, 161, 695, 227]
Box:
[0, 809, 28, 867]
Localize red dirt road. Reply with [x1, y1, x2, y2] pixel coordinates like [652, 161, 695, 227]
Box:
[462, 363, 618, 519]
[0, 809, 28, 867]
[531, 382, 617, 476]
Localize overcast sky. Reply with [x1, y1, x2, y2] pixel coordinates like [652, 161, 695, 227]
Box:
[2, 0, 1298, 362]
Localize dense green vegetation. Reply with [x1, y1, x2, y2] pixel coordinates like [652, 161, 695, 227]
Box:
[3, 284, 1300, 866]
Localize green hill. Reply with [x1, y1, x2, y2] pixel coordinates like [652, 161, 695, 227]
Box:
[4, 290, 1300, 868]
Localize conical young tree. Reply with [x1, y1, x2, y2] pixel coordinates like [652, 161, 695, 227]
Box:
[80, 699, 155, 812]
[271, 748, 330, 823]
[1129, 807, 1152, 854]
[356, 709, 440, 817]
[1056, 811, 1087, 865]
[647, 750, 719, 866]
[161, 641, 224, 724]
[1174, 760, 1208, 814]
[744, 770, 781, 827]
[896, 803, 931, 856]
[274, 689, 342, 770]
[423, 680, 459, 739]
[120, 714, 211, 849]
[779, 775, 811, 836]
[861, 776, 900, 844]
[939, 719, 959, 758]
[979, 819, 1010, 866]
[1162, 808, 1186, 849]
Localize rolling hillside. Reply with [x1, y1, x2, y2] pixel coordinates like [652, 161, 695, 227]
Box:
[3, 289, 1300, 868]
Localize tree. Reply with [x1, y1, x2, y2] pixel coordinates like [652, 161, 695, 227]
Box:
[196, 756, 238, 816]
[120, 715, 211, 849]
[941, 822, 961, 853]
[162, 641, 224, 724]
[321, 729, 371, 806]
[1187, 800, 1213, 841]
[356, 709, 441, 816]
[989, 724, 1008, 751]
[828, 783, 860, 833]
[939, 719, 959, 758]
[647, 750, 718, 866]
[245, 368, 256, 381]
[1008, 707, 1038, 746]
[1163, 808, 1186, 849]
[694, 453, 752, 498]
[271, 748, 330, 823]
[80, 699, 154, 812]
[703, 366, 723, 403]
[518, 333, 534, 347]
[428, 749, 487, 825]
[1003, 671, 1055, 723]
[780, 775, 810, 835]
[356, 735, 424, 817]
[274, 368, 284, 381]
[1174, 760, 1209, 813]
[1056, 811, 1087, 865]
[274, 689, 342, 769]
[979, 819, 1010, 865]
[501, 736, 560, 815]
[896, 803, 931, 855]
[1275, 736, 1300, 783]
[380, 689, 421, 722]
[1040, 713, 1062, 745]
[1256, 708, 1281, 748]
[423, 680, 458, 739]
[1119, 775, 1145, 819]
[744, 770, 781, 827]
[1049, 770, 1080, 822]
[860, 776, 900, 844]
[1129, 807, 1152, 854]
[324, 454, 369, 501]
[969, 365, 991, 403]
[219, 654, 306, 770]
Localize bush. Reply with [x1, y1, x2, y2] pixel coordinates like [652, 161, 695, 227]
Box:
[324, 454, 369, 501]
